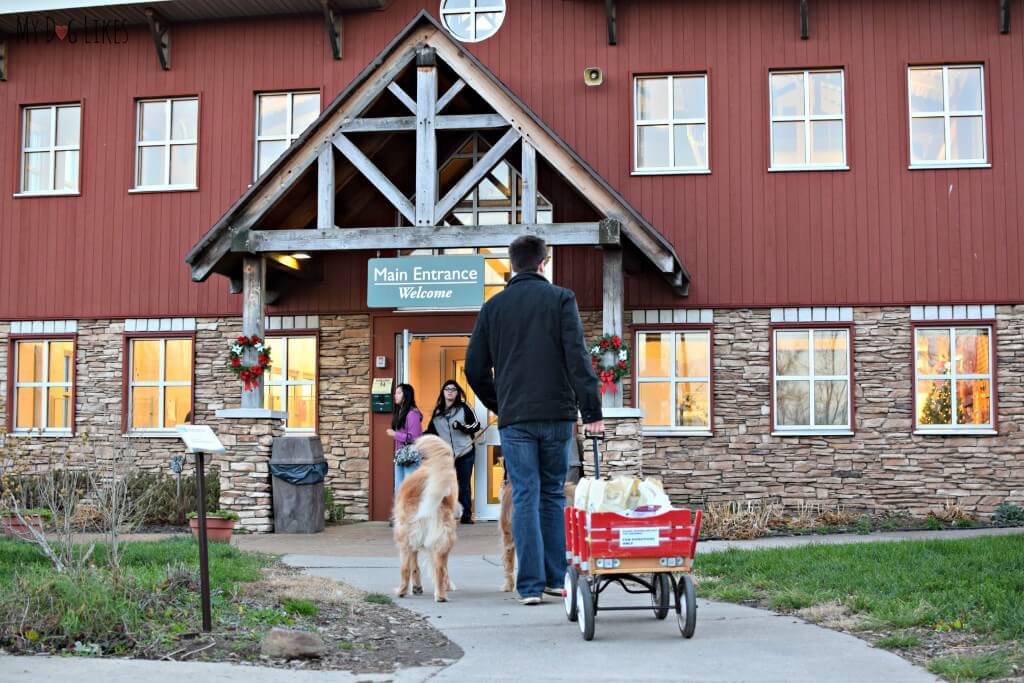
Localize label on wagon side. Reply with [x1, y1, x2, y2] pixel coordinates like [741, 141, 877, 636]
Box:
[618, 527, 660, 548]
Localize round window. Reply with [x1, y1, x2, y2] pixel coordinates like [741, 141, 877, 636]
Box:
[440, 0, 506, 43]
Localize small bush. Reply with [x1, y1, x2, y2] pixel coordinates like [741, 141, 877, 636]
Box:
[925, 515, 944, 530]
[282, 598, 319, 617]
[701, 500, 782, 540]
[927, 651, 1015, 681]
[992, 503, 1024, 527]
[323, 488, 346, 525]
[875, 632, 921, 650]
[128, 470, 220, 526]
[364, 593, 393, 605]
[186, 510, 239, 522]
[854, 515, 873, 535]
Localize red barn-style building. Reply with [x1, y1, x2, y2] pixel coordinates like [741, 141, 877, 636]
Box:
[2, 0, 1022, 527]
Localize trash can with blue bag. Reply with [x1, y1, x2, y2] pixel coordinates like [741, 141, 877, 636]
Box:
[270, 436, 328, 533]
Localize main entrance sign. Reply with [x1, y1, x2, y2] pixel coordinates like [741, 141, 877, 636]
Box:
[367, 255, 485, 308]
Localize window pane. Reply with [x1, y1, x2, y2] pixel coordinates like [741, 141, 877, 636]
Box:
[131, 386, 159, 429]
[772, 121, 805, 166]
[164, 385, 191, 428]
[917, 379, 952, 425]
[444, 13, 472, 41]
[138, 145, 166, 186]
[477, 211, 510, 225]
[258, 94, 288, 136]
[637, 78, 669, 120]
[258, 139, 288, 176]
[809, 71, 843, 116]
[16, 387, 42, 430]
[55, 150, 79, 191]
[23, 152, 52, 192]
[810, 120, 844, 165]
[672, 76, 706, 119]
[775, 330, 809, 376]
[25, 108, 53, 148]
[676, 332, 709, 377]
[475, 11, 502, 38]
[139, 100, 167, 142]
[292, 93, 320, 133]
[165, 338, 193, 382]
[638, 333, 671, 377]
[444, 0, 472, 8]
[814, 380, 848, 426]
[484, 257, 511, 285]
[171, 99, 198, 141]
[263, 337, 283, 383]
[638, 382, 671, 427]
[49, 341, 73, 382]
[484, 285, 503, 301]
[771, 73, 804, 116]
[537, 209, 553, 224]
[916, 328, 951, 375]
[955, 328, 990, 374]
[948, 67, 982, 111]
[56, 106, 80, 147]
[776, 380, 810, 426]
[910, 118, 946, 163]
[673, 124, 707, 169]
[170, 144, 196, 186]
[956, 379, 990, 425]
[287, 384, 316, 429]
[478, 177, 507, 202]
[266, 384, 284, 414]
[16, 342, 44, 382]
[132, 339, 161, 382]
[287, 337, 316, 382]
[949, 116, 984, 161]
[677, 382, 709, 428]
[47, 386, 72, 429]
[637, 125, 670, 168]
[813, 330, 848, 375]
[909, 69, 944, 113]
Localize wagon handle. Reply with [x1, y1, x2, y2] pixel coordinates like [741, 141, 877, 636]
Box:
[584, 430, 604, 480]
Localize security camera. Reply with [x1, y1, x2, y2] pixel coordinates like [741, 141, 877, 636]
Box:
[583, 67, 604, 87]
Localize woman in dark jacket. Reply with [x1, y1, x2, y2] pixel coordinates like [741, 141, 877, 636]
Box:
[426, 379, 480, 524]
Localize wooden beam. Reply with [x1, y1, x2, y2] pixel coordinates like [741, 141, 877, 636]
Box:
[521, 141, 537, 224]
[234, 221, 620, 252]
[604, 0, 618, 45]
[317, 146, 335, 229]
[434, 127, 520, 223]
[800, 0, 809, 39]
[415, 49, 438, 226]
[338, 113, 506, 133]
[333, 132, 416, 224]
[241, 256, 266, 408]
[388, 82, 417, 114]
[437, 113, 507, 130]
[602, 245, 624, 408]
[144, 8, 171, 70]
[321, 0, 343, 59]
[436, 79, 466, 114]
[1001, 0, 1011, 33]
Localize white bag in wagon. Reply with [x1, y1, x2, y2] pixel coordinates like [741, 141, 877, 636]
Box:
[573, 475, 672, 516]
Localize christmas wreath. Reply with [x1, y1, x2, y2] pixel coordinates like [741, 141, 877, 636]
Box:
[590, 334, 630, 395]
[229, 335, 272, 392]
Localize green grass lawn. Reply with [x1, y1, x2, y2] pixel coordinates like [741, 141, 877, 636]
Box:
[696, 534, 1024, 681]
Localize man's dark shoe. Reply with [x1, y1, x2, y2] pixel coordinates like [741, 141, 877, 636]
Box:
[460, 518, 474, 525]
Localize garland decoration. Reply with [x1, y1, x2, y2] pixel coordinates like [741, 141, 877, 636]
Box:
[590, 334, 630, 395]
[228, 335, 272, 392]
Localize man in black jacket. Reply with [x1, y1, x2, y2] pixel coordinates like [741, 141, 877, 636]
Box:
[466, 235, 603, 604]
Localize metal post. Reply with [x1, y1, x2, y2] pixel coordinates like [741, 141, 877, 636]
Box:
[194, 451, 213, 632]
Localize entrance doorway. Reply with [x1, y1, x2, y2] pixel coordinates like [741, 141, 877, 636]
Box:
[400, 333, 502, 521]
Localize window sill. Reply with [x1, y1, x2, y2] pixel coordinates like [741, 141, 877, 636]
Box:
[643, 429, 713, 437]
[769, 165, 850, 173]
[772, 430, 854, 437]
[908, 163, 991, 170]
[13, 191, 80, 198]
[914, 429, 997, 436]
[6, 430, 74, 438]
[129, 186, 199, 194]
[124, 431, 182, 439]
[631, 169, 711, 176]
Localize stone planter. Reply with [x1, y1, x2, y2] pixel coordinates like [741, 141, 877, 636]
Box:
[1, 514, 46, 539]
[189, 516, 235, 543]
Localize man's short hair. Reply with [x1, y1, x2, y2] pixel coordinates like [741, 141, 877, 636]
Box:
[509, 235, 548, 273]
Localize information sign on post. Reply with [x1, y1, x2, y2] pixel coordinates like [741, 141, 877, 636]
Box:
[176, 424, 226, 633]
[367, 255, 485, 308]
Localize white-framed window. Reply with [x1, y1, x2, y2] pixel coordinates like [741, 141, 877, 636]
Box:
[20, 104, 81, 194]
[908, 65, 987, 167]
[128, 337, 192, 432]
[634, 74, 709, 174]
[263, 335, 317, 431]
[134, 97, 198, 190]
[254, 91, 321, 179]
[769, 69, 846, 170]
[635, 330, 712, 432]
[773, 328, 851, 432]
[914, 326, 994, 432]
[13, 339, 74, 433]
[440, 0, 506, 43]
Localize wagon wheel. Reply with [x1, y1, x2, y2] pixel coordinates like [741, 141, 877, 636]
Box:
[651, 573, 670, 620]
[675, 573, 697, 638]
[564, 566, 579, 622]
[577, 578, 596, 641]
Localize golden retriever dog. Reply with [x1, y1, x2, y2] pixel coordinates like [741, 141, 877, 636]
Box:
[500, 478, 577, 593]
[392, 434, 460, 602]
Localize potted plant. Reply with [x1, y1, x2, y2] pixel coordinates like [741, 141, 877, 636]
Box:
[1, 508, 52, 539]
[187, 510, 240, 543]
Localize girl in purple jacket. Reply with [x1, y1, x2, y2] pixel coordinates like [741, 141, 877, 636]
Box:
[387, 383, 423, 492]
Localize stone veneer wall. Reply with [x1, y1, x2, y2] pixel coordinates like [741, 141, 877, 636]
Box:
[0, 321, 8, 435]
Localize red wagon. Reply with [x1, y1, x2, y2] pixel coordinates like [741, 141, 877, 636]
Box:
[563, 435, 703, 641]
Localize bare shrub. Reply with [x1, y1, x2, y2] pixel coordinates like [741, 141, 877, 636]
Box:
[929, 500, 975, 524]
[702, 500, 782, 540]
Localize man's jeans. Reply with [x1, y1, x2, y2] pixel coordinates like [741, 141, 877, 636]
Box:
[499, 420, 572, 598]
